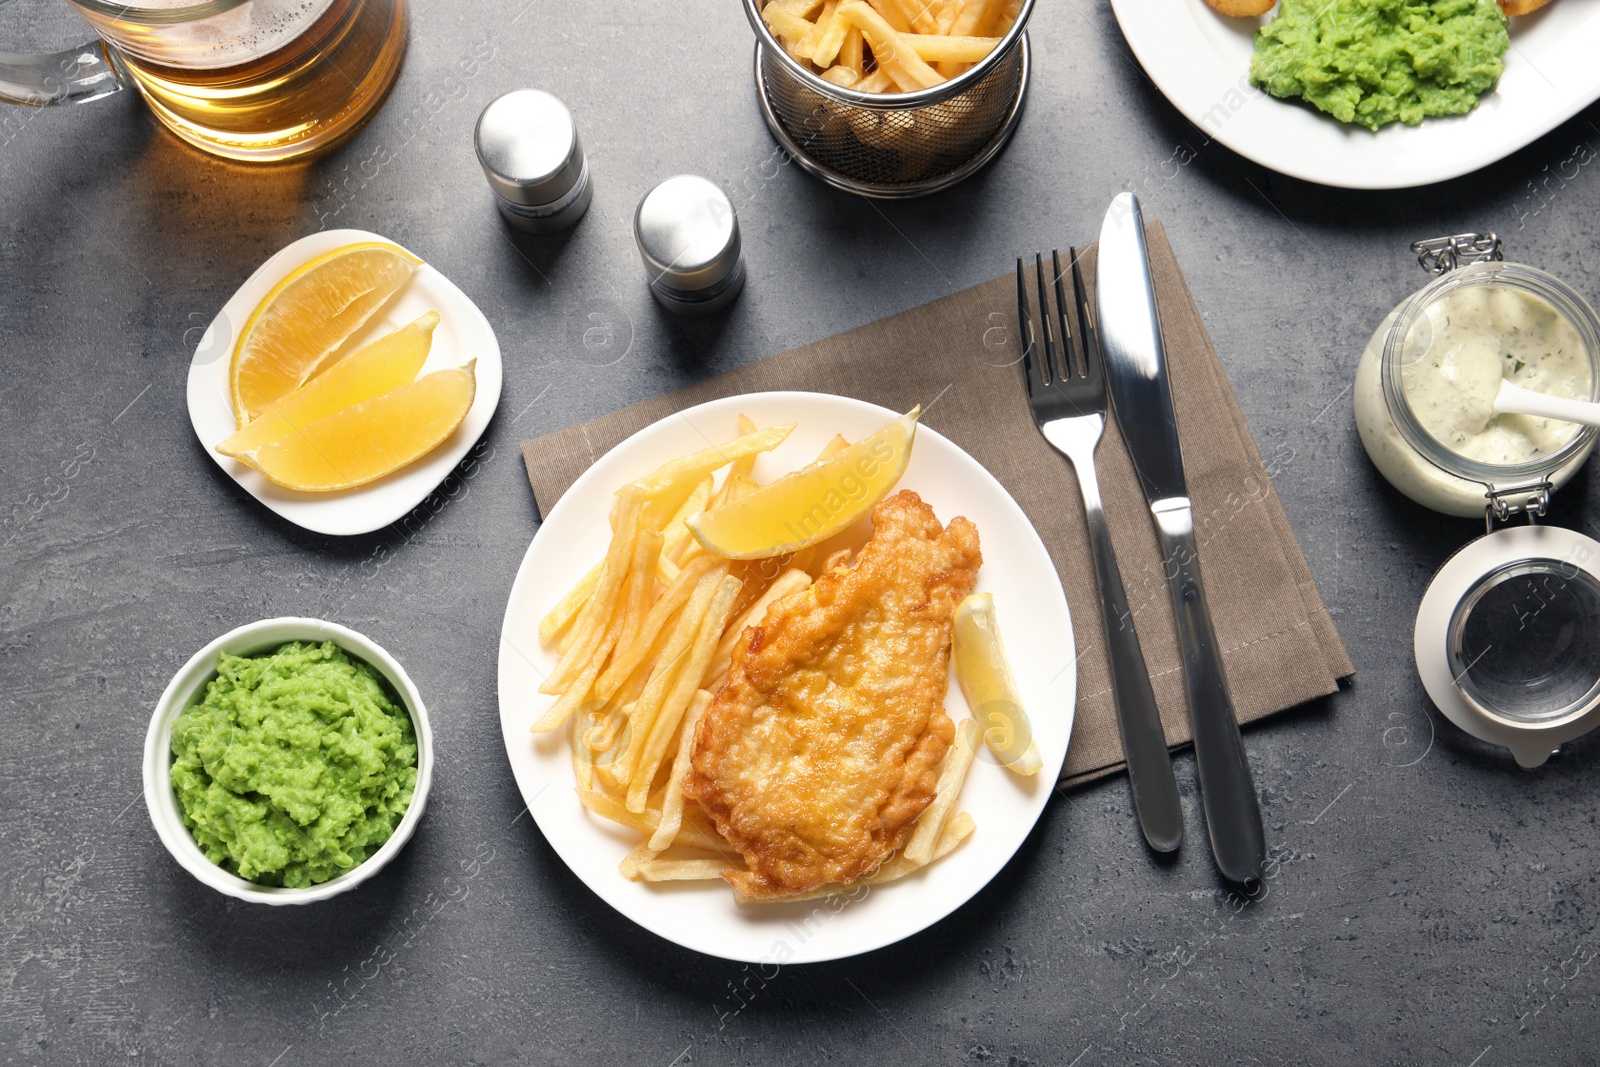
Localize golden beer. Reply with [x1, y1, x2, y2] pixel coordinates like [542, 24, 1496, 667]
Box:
[72, 0, 407, 162]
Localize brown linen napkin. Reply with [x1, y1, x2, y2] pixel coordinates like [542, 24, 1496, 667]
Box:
[519, 222, 1354, 786]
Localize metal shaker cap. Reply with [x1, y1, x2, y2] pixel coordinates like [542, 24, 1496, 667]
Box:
[475, 90, 586, 208]
[634, 175, 741, 293]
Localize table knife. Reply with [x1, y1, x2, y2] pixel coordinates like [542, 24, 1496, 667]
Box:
[1094, 192, 1267, 884]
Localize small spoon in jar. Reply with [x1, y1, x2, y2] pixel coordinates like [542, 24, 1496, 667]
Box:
[1449, 343, 1600, 432]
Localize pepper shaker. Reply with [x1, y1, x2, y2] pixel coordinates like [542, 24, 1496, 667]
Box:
[474, 89, 592, 234]
[633, 175, 745, 315]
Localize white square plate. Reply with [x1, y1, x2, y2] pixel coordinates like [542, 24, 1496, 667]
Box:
[186, 229, 503, 536]
[1111, 0, 1600, 189]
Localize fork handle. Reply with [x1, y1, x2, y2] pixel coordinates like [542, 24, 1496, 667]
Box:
[1071, 450, 1184, 853]
[1152, 503, 1267, 884]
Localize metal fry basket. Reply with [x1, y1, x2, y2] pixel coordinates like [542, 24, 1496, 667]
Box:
[744, 0, 1034, 199]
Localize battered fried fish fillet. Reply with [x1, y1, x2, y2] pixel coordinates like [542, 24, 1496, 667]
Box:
[684, 490, 982, 900]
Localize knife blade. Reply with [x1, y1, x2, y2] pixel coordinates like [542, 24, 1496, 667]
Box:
[1095, 192, 1267, 885]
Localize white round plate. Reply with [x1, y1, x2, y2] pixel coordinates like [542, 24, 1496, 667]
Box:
[1111, 0, 1600, 189]
[185, 229, 503, 536]
[498, 391, 1075, 964]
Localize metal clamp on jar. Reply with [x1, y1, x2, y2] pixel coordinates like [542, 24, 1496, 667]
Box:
[1354, 234, 1600, 767]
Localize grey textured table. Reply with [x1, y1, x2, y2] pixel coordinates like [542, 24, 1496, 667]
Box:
[4, 2, 1599, 1064]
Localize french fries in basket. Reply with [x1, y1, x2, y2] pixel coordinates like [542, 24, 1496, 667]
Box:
[762, 0, 1021, 93]
[533, 415, 986, 899]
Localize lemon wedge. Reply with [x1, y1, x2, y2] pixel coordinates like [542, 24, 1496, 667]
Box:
[953, 592, 1042, 776]
[216, 311, 440, 459]
[231, 362, 475, 492]
[230, 242, 422, 426]
[686, 407, 918, 559]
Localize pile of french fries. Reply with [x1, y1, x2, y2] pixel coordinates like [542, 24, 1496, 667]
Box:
[533, 415, 981, 902]
[762, 0, 1022, 93]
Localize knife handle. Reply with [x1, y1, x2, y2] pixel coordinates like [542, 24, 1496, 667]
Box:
[1072, 455, 1184, 854]
[1152, 503, 1267, 884]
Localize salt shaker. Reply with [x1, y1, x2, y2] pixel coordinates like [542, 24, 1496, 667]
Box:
[633, 175, 745, 315]
[474, 89, 592, 234]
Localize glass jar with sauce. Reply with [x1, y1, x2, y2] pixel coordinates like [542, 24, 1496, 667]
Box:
[1354, 261, 1600, 518]
[1356, 235, 1600, 768]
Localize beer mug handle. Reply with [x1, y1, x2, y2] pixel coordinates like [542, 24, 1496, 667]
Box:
[0, 40, 129, 106]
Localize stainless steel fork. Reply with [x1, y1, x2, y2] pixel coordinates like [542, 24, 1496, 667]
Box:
[1017, 250, 1183, 854]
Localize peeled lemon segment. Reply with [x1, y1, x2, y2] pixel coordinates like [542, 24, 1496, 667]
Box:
[216, 311, 440, 458]
[686, 407, 918, 559]
[953, 592, 1042, 776]
[233, 362, 476, 492]
[230, 242, 422, 426]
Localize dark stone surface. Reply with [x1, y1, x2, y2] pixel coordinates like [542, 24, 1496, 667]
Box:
[4, 1, 1600, 1064]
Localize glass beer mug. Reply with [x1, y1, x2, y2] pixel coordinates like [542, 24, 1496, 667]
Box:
[0, 0, 407, 162]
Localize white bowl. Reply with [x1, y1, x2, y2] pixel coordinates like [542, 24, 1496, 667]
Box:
[143, 617, 434, 904]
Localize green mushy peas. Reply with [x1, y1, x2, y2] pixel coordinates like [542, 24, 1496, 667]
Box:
[1250, 0, 1509, 132]
[170, 640, 417, 888]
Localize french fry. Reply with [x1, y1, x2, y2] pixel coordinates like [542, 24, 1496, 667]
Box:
[633, 423, 795, 526]
[705, 568, 813, 685]
[572, 705, 597, 792]
[904, 33, 998, 62]
[763, 1, 817, 44]
[613, 528, 664, 661]
[841, 1, 944, 89]
[638, 859, 730, 881]
[650, 689, 714, 849]
[596, 554, 721, 701]
[894, 0, 940, 33]
[621, 567, 728, 797]
[538, 487, 643, 695]
[821, 65, 861, 88]
[538, 561, 600, 647]
[735, 811, 975, 904]
[840, 24, 865, 73]
[864, 0, 912, 31]
[855, 68, 894, 92]
[619, 838, 659, 880]
[628, 575, 742, 812]
[809, 3, 852, 65]
[662, 475, 714, 562]
[949, 0, 998, 35]
[576, 788, 730, 854]
[904, 717, 980, 864]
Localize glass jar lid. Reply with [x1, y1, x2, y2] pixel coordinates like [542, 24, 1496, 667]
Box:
[1381, 261, 1600, 495]
[1416, 525, 1600, 767]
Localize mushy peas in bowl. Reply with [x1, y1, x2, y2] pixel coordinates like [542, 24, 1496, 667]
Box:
[146, 618, 433, 903]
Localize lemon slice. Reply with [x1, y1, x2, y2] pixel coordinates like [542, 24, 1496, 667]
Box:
[231, 362, 475, 492]
[686, 407, 918, 559]
[216, 312, 440, 459]
[230, 241, 422, 426]
[953, 592, 1042, 776]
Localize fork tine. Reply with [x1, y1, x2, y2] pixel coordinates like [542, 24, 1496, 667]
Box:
[1070, 249, 1102, 386]
[1016, 258, 1046, 395]
[1051, 249, 1079, 379]
[1034, 252, 1056, 384]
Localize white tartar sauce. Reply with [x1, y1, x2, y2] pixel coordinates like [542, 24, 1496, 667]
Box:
[1353, 280, 1598, 518]
[1399, 285, 1590, 464]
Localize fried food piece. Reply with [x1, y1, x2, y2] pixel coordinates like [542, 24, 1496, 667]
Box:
[1204, 0, 1274, 16]
[684, 490, 982, 900]
[1499, 0, 1552, 16]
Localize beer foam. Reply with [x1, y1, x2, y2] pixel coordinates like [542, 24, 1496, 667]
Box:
[112, 0, 338, 69]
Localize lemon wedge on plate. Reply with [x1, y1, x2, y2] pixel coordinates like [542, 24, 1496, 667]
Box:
[230, 241, 421, 426]
[686, 406, 918, 559]
[230, 362, 475, 492]
[953, 592, 1042, 776]
[216, 311, 440, 458]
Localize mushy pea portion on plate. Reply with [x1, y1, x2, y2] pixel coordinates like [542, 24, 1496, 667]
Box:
[170, 640, 417, 888]
[1249, 0, 1509, 131]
